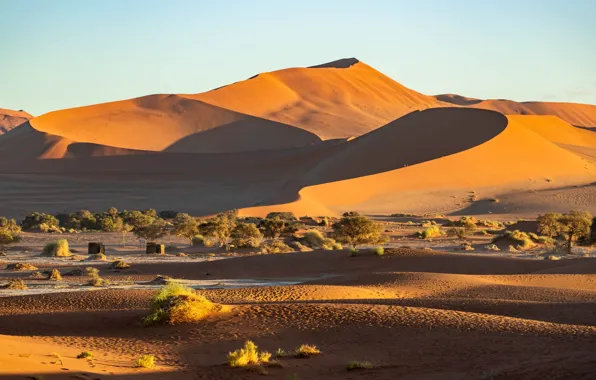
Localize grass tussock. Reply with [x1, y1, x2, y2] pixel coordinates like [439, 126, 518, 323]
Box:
[260, 240, 293, 254]
[6, 263, 38, 271]
[346, 360, 373, 371]
[371, 247, 384, 256]
[4, 278, 27, 289]
[417, 225, 443, 239]
[41, 239, 71, 257]
[321, 238, 342, 250]
[109, 260, 131, 270]
[85, 267, 110, 287]
[76, 351, 93, 359]
[144, 283, 221, 326]
[134, 354, 155, 368]
[47, 268, 62, 281]
[294, 344, 321, 358]
[227, 340, 271, 368]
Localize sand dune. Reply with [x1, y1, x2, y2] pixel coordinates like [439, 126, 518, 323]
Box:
[0, 108, 31, 135]
[28, 94, 320, 154]
[190, 58, 447, 139]
[437, 95, 596, 129]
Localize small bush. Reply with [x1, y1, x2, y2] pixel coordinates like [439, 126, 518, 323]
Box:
[302, 230, 325, 248]
[461, 242, 474, 251]
[371, 247, 384, 256]
[418, 225, 442, 239]
[144, 283, 220, 325]
[48, 268, 62, 281]
[109, 260, 131, 270]
[288, 241, 312, 252]
[275, 348, 287, 358]
[321, 238, 342, 250]
[76, 351, 93, 359]
[191, 235, 205, 247]
[4, 278, 26, 289]
[348, 248, 359, 257]
[227, 340, 271, 368]
[134, 354, 155, 369]
[294, 344, 321, 358]
[484, 244, 500, 251]
[88, 253, 107, 261]
[42, 239, 71, 257]
[346, 360, 373, 371]
[493, 230, 536, 250]
[6, 263, 38, 271]
[260, 240, 292, 254]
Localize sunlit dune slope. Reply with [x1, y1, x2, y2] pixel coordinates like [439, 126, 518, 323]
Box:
[190, 58, 446, 139]
[437, 95, 596, 129]
[28, 94, 321, 154]
[241, 109, 596, 216]
[0, 108, 32, 135]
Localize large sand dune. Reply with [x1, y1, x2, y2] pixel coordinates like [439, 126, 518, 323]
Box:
[1, 59, 596, 218]
[0, 108, 31, 135]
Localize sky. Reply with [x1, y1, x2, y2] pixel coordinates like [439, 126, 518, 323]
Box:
[1, 0, 595, 116]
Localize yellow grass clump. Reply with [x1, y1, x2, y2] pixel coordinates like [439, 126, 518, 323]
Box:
[4, 278, 27, 289]
[144, 283, 221, 325]
[294, 344, 321, 358]
[41, 239, 71, 257]
[134, 354, 155, 368]
[227, 340, 271, 368]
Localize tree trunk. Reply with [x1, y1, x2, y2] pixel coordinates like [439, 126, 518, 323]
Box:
[567, 233, 573, 255]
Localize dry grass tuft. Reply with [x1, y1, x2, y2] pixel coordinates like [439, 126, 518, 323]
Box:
[227, 340, 271, 368]
[76, 351, 93, 359]
[144, 283, 221, 325]
[41, 239, 71, 257]
[6, 263, 38, 271]
[4, 278, 27, 289]
[134, 354, 155, 368]
[47, 268, 62, 281]
[346, 360, 373, 370]
[294, 344, 321, 358]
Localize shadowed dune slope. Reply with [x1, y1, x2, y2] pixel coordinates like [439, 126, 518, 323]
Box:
[189, 58, 447, 139]
[0, 108, 32, 135]
[240, 110, 596, 217]
[28, 94, 321, 154]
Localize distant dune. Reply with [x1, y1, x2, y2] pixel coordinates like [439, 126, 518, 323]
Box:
[1, 59, 595, 218]
[0, 108, 32, 135]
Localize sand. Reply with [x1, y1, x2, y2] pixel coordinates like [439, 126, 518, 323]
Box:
[0, 108, 31, 135]
[1, 244, 595, 379]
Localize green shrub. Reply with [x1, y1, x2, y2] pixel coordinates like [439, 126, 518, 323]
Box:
[227, 340, 271, 368]
[346, 360, 373, 371]
[231, 223, 263, 248]
[134, 354, 155, 368]
[302, 230, 325, 248]
[321, 238, 342, 250]
[42, 239, 71, 257]
[260, 240, 292, 254]
[418, 225, 442, 239]
[371, 247, 384, 256]
[77, 351, 93, 359]
[143, 283, 219, 326]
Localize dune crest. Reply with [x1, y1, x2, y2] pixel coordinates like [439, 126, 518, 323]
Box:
[0, 108, 32, 135]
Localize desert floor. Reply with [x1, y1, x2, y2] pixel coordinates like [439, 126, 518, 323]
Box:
[0, 220, 595, 380]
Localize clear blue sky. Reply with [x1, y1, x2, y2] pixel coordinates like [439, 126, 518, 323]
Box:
[1, 0, 595, 116]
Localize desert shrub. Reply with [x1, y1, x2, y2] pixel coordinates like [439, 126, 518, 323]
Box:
[143, 283, 219, 325]
[332, 213, 387, 248]
[42, 239, 71, 257]
[461, 242, 474, 251]
[266, 212, 297, 221]
[275, 348, 287, 358]
[109, 260, 130, 270]
[191, 234, 205, 247]
[302, 230, 325, 248]
[4, 278, 26, 289]
[259, 217, 286, 240]
[371, 247, 384, 256]
[88, 253, 107, 261]
[294, 344, 321, 358]
[227, 340, 271, 368]
[6, 263, 38, 271]
[48, 268, 62, 281]
[417, 225, 442, 239]
[508, 245, 518, 252]
[0, 217, 21, 234]
[421, 220, 437, 227]
[0, 229, 20, 252]
[21, 212, 59, 231]
[134, 354, 155, 368]
[478, 220, 504, 228]
[492, 230, 535, 249]
[484, 244, 500, 251]
[321, 238, 342, 250]
[171, 213, 199, 245]
[199, 210, 238, 248]
[260, 240, 292, 254]
[537, 212, 563, 238]
[288, 241, 312, 252]
[231, 223, 263, 248]
[132, 218, 168, 242]
[85, 267, 110, 287]
[348, 248, 359, 257]
[346, 361, 373, 371]
[30, 271, 44, 279]
[77, 351, 93, 359]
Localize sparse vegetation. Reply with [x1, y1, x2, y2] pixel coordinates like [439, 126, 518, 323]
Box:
[200, 210, 238, 248]
[294, 344, 321, 358]
[372, 246, 384, 256]
[110, 260, 131, 270]
[6, 262, 38, 271]
[134, 354, 155, 369]
[260, 240, 292, 254]
[417, 225, 443, 239]
[332, 212, 387, 249]
[321, 237, 342, 250]
[41, 239, 71, 257]
[346, 360, 373, 371]
[4, 278, 26, 289]
[76, 351, 93, 359]
[227, 340, 271, 368]
[302, 230, 325, 248]
[85, 267, 110, 287]
[143, 283, 220, 325]
[47, 268, 62, 281]
[231, 222, 263, 248]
